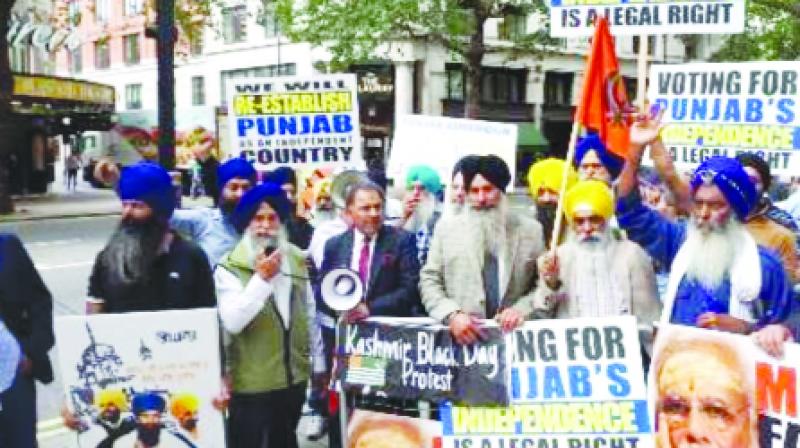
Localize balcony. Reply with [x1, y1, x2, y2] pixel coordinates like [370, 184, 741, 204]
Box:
[441, 99, 534, 123]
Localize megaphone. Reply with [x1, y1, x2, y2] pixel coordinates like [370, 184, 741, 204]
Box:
[320, 268, 364, 312]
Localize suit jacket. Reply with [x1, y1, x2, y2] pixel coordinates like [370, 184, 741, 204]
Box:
[0, 233, 54, 383]
[321, 225, 422, 317]
[420, 212, 545, 322]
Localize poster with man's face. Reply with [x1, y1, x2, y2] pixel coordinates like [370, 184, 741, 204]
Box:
[650, 325, 800, 448]
[55, 309, 225, 447]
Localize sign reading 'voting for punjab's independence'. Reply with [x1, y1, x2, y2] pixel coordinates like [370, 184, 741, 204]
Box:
[226, 74, 363, 171]
[548, 0, 746, 37]
[647, 62, 800, 177]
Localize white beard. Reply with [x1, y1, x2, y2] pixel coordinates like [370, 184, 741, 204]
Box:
[242, 227, 288, 267]
[570, 232, 616, 316]
[682, 216, 744, 289]
[403, 195, 436, 232]
[310, 207, 336, 228]
[463, 196, 509, 258]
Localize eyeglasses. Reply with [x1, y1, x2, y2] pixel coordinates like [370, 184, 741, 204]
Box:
[659, 394, 748, 430]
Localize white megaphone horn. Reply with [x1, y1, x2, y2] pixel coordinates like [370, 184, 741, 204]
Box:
[320, 268, 363, 312]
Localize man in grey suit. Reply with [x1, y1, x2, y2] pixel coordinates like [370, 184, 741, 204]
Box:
[421, 155, 545, 345]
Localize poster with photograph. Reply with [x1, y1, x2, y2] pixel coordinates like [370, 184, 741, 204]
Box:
[348, 409, 443, 448]
[54, 308, 224, 447]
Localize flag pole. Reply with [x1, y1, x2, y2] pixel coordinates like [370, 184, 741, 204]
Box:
[549, 121, 580, 253]
[636, 34, 649, 111]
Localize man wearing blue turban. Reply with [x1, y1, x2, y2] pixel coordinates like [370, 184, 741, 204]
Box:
[617, 119, 800, 356]
[264, 166, 315, 250]
[171, 157, 257, 266]
[574, 133, 625, 185]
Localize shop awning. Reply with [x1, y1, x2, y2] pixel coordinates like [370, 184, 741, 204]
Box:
[517, 123, 548, 147]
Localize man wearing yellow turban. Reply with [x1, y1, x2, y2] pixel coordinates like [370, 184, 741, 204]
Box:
[170, 392, 200, 442]
[533, 180, 661, 352]
[92, 388, 136, 448]
[527, 158, 577, 248]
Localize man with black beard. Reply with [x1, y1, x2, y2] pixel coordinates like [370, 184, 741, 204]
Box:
[421, 155, 545, 344]
[617, 116, 800, 356]
[86, 162, 215, 313]
[526, 158, 578, 248]
[534, 180, 660, 352]
[116, 392, 191, 447]
[171, 158, 256, 267]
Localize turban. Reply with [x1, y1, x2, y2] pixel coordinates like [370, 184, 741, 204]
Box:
[452, 155, 481, 187]
[170, 393, 200, 417]
[313, 178, 332, 203]
[527, 158, 577, 200]
[95, 389, 129, 411]
[690, 156, 757, 221]
[735, 153, 771, 192]
[131, 392, 166, 415]
[230, 182, 291, 233]
[564, 180, 614, 222]
[406, 165, 442, 195]
[217, 158, 256, 190]
[117, 162, 175, 220]
[264, 166, 297, 188]
[574, 133, 624, 180]
[471, 155, 511, 191]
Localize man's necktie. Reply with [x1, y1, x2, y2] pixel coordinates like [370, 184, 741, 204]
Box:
[483, 252, 500, 318]
[358, 236, 371, 288]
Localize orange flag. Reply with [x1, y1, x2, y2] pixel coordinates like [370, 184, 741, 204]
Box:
[574, 18, 633, 158]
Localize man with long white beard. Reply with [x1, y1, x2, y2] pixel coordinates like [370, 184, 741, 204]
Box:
[399, 165, 442, 265]
[617, 119, 800, 352]
[215, 182, 323, 448]
[534, 180, 660, 349]
[421, 155, 545, 344]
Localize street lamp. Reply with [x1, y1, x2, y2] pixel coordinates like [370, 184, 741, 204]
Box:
[145, 0, 176, 170]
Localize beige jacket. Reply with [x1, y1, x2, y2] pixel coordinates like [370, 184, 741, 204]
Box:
[420, 212, 545, 322]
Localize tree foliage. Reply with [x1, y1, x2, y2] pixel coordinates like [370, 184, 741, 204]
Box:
[711, 0, 800, 61]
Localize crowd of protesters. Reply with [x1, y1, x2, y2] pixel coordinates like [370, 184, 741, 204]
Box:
[1, 113, 800, 447]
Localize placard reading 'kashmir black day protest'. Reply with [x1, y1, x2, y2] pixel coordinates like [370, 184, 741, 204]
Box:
[440, 317, 652, 448]
[651, 324, 800, 448]
[226, 74, 364, 171]
[548, 0, 746, 37]
[647, 62, 800, 177]
[338, 318, 509, 405]
[54, 309, 225, 448]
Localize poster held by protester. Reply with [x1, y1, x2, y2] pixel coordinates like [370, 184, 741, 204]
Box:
[348, 409, 443, 448]
[55, 308, 225, 447]
[647, 62, 800, 177]
[440, 317, 652, 448]
[338, 318, 509, 405]
[548, 0, 746, 37]
[651, 324, 800, 448]
[388, 115, 517, 190]
[226, 74, 363, 171]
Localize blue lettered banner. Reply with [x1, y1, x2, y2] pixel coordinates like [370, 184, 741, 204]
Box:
[647, 62, 800, 177]
[440, 316, 653, 448]
[226, 74, 364, 171]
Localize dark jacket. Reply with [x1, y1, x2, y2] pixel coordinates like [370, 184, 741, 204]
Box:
[320, 225, 422, 317]
[0, 234, 54, 384]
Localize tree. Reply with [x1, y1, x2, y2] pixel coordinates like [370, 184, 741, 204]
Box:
[275, 0, 555, 119]
[711, 0, 800, 61]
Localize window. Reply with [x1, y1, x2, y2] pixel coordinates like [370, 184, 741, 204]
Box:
[544, 72, 574, 106]
[95, 0, 110, 23]
[190, 32, 203, 56]
[95, 40, 110, 69]
[498, 14, 527, 40]
[68, 47, 82, 74]
[124, 34, 140, 65]
[445, 64, 465, 101]
[258, 3, 281, 37]
[192, 76, 205, 106]
[124, 0, 143, 16]
[125, 84, 142, 110]
[222, 5, 248, 44]
[220, 63, 296, 104]
[632, 36, 656, 56]
[481, 68, 526, 103]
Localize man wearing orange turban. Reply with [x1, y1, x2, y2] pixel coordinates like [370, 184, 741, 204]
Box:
[534, 180, 661, 352]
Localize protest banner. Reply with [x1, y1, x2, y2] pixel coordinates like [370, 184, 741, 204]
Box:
[338, 318, 509, 405]
[226, 74, 363, 171]
[548, 0, 746, 37]
[646, 62, 800, 177]
[440, 316, 652, 448]
[348, 409, 443, 448]
[54, 309, 224, 447]
[387, 115, 517, 190]
[650, 324, 800, 448]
